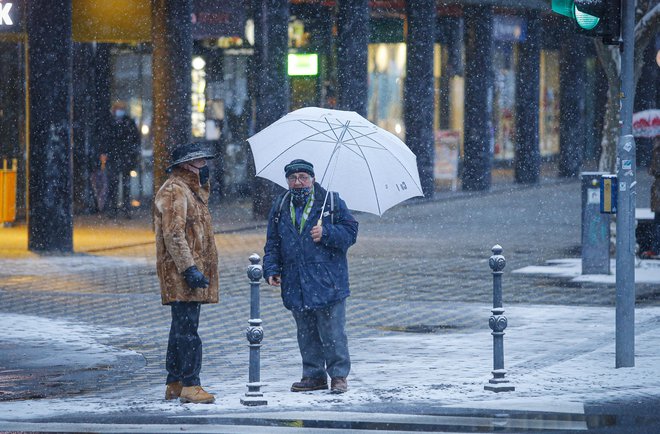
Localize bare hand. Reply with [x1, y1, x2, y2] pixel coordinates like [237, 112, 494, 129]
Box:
[267, 275, 281, 286]
[311, 225, 323, 243]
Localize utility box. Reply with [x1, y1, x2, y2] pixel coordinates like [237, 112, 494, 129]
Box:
[581, 172, 611, 275]
[0, 159, 17, 226]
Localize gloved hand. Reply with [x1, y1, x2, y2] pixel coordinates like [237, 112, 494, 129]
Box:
[182, 265, 209, 289]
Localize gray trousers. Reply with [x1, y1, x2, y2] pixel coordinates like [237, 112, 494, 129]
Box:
[291, 300, 350, 379]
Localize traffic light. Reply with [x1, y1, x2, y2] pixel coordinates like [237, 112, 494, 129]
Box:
[551, 0, 621, 45]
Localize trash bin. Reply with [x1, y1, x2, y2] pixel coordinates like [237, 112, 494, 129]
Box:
[0, 158, 17, 226]
[581, 172, 611, 275]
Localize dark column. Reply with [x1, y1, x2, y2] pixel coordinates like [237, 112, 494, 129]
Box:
[514, 14, 541, 184]
[437, 17, 462, 131]
[72, 43, 97, 214]
[27, 0, 73, 253]
[404, 0, 435, 198]
[93, 44, 112, 162]
[336, 0, 368, 116]
[251, 0, 289, 218]
[151, 0, 193, 192]
[462, 5, 494, 191]
[558, 37, 586, 178]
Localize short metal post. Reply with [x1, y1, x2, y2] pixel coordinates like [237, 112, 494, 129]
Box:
[485, 244, 515, 392]
[240, 253, 267, 406]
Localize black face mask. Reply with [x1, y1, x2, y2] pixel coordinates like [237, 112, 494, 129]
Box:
[198, 165, 210, 185]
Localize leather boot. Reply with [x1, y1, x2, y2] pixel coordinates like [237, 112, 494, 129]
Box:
[179, 386, 215, 404]
[330, 377, 348, 394]
[165, 382, 182, 400]
[291, 377, 328, 392]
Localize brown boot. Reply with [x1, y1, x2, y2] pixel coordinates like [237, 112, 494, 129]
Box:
[330, 377, 348, 394]
[291, 377, 328, 392]
[165, 382, 182, 400]
[179, 385, 215, 404]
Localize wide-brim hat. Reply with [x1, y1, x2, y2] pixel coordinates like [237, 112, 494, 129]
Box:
[166, 142, 216, 172]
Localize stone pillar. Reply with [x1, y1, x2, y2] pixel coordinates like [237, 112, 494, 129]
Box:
[514, 13, 541, 184]
[558, 37, 586, 178]
[462, 5, 494, 191]
[251, 0, 289, 218]
[336, 0, 368, 116]
[27, 0, 73, 253]
[151, 0, 193, 192]
[405, 0, 436, 198]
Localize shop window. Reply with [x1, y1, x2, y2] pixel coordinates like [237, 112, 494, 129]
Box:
[367, 43, 406, 140]
[540, 50, 560, 157]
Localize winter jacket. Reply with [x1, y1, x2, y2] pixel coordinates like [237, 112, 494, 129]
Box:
[154, 167, 219, 305]
[651, 140, 660, 212]
[263, 183, 358, 311]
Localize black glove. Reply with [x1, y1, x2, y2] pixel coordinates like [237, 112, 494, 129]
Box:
[182, 265, 209, 289]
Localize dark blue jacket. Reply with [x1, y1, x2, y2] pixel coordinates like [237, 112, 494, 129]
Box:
[263, 183, 358, 311]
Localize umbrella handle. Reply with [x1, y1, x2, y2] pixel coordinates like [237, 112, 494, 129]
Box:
[316, 217, 322, 227]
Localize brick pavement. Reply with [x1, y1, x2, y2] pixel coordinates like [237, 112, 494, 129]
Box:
[0, 171, 658, 404]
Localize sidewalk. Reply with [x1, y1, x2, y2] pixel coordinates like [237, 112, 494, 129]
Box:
[1, 168, 660, 432]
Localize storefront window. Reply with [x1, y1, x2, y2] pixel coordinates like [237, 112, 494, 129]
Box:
[539, 50, 560, 157]
[493, 45, 516, 161]
[367, 43, 406, 140]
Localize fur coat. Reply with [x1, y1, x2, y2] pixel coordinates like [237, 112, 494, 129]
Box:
[154, 167, 219, 305]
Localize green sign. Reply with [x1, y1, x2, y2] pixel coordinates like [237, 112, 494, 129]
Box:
[288, 53, 318, 76]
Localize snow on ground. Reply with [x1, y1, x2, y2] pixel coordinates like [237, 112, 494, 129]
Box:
[1, 305, 660, 420]
[0, 313, 139, 368]
[0, 255, 150, 276]
[513, 258, 660, 284]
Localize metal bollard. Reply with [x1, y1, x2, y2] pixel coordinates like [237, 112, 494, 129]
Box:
[240, 253, 268, 406]
[484, 245, 515, 392]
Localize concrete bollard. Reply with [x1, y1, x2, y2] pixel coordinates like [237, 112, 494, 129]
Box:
[240, 253, 267, 406]
[484, 244, 515, 392]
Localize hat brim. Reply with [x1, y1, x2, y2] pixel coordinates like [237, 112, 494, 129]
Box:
[166, 151, 216, 172]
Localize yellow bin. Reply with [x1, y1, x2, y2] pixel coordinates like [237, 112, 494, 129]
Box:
[0, 159, 17, 225]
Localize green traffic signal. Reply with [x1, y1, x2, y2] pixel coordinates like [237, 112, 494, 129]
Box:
[574, 7, 599, 30]
[551, 0, 620, 44]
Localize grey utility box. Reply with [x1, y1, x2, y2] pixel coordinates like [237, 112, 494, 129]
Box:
[581, 172, 611, 275]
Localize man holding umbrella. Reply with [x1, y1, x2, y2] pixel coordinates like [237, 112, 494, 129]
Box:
[263, 159, 358, 394]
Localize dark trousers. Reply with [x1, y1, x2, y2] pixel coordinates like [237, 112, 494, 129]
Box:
[291, 300, 351, 379]
[166, 302, 202, 387]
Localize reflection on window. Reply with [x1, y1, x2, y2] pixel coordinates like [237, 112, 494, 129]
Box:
[367, 43, 406, 140]
[540, 51, 560, 157]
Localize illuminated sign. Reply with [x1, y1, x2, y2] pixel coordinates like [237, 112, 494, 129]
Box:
[287, 53, 318, 76]
[0, 2, 13, 26]
[0, 0, 21, 32]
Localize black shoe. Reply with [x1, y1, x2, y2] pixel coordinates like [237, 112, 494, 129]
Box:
[330, 377, 348, 394]
[291, 377, 328, 392]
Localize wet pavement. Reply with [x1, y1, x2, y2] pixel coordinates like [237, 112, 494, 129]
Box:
[0, 169, 659, 432]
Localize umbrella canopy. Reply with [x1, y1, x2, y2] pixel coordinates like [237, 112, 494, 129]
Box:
[632, 109, 660, 138]
[247, 107, 424, 216]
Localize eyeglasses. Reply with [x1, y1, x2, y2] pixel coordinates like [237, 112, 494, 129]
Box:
[287, 174, 312, 183]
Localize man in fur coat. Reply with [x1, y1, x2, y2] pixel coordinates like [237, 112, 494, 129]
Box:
[154, 142, 218, 404]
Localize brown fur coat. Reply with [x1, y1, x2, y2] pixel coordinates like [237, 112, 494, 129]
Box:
[154, 167, 219, 305]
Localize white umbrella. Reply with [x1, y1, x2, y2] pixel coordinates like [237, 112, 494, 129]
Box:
[247, 107, 424, 216]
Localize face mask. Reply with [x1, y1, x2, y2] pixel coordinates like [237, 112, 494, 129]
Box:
[114, 110, 126, 118]
[198, 165, 210, 185]
[290, 186, 312, 206]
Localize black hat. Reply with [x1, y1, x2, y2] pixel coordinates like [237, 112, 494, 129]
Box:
[167, 142, 215, 172]
[284, 159, 315, 178]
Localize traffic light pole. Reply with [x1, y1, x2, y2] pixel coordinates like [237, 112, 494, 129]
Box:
[615, 0, 635, 369]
